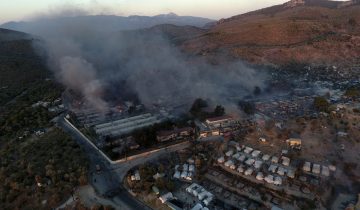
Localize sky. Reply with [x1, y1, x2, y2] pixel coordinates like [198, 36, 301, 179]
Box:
[0, 0, 294, 24]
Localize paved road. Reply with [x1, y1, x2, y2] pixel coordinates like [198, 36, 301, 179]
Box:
[57, 115, 190, 210]
[58, 116, 151, 210]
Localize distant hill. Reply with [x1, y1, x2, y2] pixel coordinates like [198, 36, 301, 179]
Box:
[1, 13, 214, 35]
[180, 0, 360, 66]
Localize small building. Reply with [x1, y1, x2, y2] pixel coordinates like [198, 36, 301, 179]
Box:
[173, 171, 181, 179]
[271, 156, 279, 163]
[205, 115, 234, 128]
[254, 160, 263, 169]
[303, 162, 311, 172]
[157, 127, 194, 142]
[217, 156, 225, 163]
[277, 167, 286, 176]
[152, 186, 160, 195]
[238, 154, 246, 162]
[281, 156, 290, 166]
[159, 192, 174, 203]
[262, 154, 270, 161]
[244, 168, 254, 176]
[183, 164, 189, 171]
[203, 196, 214, 206]
[251, 150, 261, 158]
[312, 164, 321, 174]
[286, 138, 302, 147]
[153, 173, 165, 180]
[191, 203, 203, 210]
[321, 166, 330, 176]
[225, 150, 234, 157]
[224, 160, 233, 167]
[237, 165, 245, 173]
[245, 158, 255, 166]
[269, 164, 278, 173]
[256, 172, 264, 181]
[287, 169, 295, 178]
[274, 176, 282, 186]
[265, 175, 274, 184]
[244, 147, 254, 154]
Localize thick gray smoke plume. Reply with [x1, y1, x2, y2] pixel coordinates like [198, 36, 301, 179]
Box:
[59, 56, 108, 112]
[21, 8, 267, 113]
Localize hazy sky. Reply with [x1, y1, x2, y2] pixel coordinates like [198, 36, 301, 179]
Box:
[0, 0, 291, 24]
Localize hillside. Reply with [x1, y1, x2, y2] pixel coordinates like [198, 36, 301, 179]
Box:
[0, 29, 90, 210]
[0, 29, 51, 105]
[181, 1, 360, 66]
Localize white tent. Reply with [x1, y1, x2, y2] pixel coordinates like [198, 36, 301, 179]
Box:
[312, 164, 321, 174]
[256, 172, 264, 181]
[303, 162, 311, 172]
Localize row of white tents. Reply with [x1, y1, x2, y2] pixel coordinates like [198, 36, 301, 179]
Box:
[302, 162, 335, 176]
[186, 183, 214, 206]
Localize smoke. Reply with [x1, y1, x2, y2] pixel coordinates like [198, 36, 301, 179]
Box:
[59, 56, 108, 112]
[22, 6, 268, 113]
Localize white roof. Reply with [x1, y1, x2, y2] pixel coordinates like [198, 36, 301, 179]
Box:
[244, 147, 253, 154]
[303, 162, 311, 172]
[191, 203, 203, 210]
[217, 156, 225, 163]
[183, 164, 189, 171]
[237, 165, 245, 173]
[244, 168, 254, 175]
[189, 164, 195, 172]
[274, 176, 282, 185]
[173, 171, 181, 179]
[281, 156, 290, 166]
[268, 164, 278, 173]
[181, 171, 188, 178]
[254, 160, 263, 169]
[265, 175, 274, 183]
[256, 172, 264, 180]
[321, 166, 330, 176]
[251, 150, 261, 157]
[287, 169, 295, 178]
[238, 154, 246, 162]
[277, 167, 286, 176]
[312, 164, 321, 174]
[232, 153, 241, 159]
[271, 156, 279, 163]
[262, 154, 270, 161]
[159, 192, 173, 203]
[225, 160, 234, 167]
[245, 158, 255, 166]
[225, 150, 234, 157]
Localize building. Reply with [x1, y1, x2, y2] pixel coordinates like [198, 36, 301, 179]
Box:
[157, 127, 194, 142]
[94, 113, 164, 137]
[286, 138, 302, 149]
[159, 192, 174, 203]
[205, 115, 235, 128]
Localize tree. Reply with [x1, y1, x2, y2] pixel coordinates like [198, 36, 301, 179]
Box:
[190, 98, 208, 114]
[253, 86, 262, 96]
[214, 105, 225, 117]
[344, 87, 360, 99]
[238, 100, 255, 115]
[349, 18, 357, 27]
[314, 97, 330, 112]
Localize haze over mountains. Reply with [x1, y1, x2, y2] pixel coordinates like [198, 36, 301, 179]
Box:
[0, 13, 214, 34]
